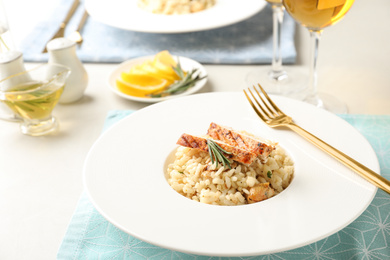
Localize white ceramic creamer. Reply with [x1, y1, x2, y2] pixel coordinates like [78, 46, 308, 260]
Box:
[0, 50, 30, 121]
[47, 37, 88, 103]
[0, 50, 30, 84]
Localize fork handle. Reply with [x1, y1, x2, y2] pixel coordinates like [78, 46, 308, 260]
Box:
[63, 0, 80, 25]
[288, 123, 390, 194]
[76, 10, 89, 31]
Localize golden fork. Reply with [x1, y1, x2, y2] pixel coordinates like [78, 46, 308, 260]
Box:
[68, 9, 89, 46]
[244, 84, 390, 195]
[42, 0, 80, 53]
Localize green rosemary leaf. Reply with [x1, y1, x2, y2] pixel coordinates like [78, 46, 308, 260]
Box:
[215, 151, 225, 166]
[208, 143, 215, 165]
[14, 102, 34, 112]
[213, 142, 233, 155]
[208, 141, 219, 167]
[149, 60, 207, 98]
[172, 59, 185, 78]
[207, 139, 232, 169]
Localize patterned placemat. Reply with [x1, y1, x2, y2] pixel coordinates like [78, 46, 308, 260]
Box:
[57, 111, 390, 260]
[18, 0, 297, 64]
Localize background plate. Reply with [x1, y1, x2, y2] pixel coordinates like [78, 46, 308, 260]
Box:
[83, 92, 378, 256]
[85, 0, 267, 33]
[107, 55, 207, 103]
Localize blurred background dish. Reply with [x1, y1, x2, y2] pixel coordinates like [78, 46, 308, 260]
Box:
[85, 0, 267, 33]
[107, 55, 207, 103]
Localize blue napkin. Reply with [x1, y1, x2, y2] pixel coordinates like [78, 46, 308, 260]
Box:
[57, 112, 390, 259]
[19, 0, 296, 64]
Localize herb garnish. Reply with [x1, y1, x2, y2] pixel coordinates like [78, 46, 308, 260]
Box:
[149, 60, 206, 97]
[267, 171, 272, 178]
[207, 139, 232, 169]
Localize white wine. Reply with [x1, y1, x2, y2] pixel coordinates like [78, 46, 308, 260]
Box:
[283, 0, 355, 31]
[266, 0, 282, 4]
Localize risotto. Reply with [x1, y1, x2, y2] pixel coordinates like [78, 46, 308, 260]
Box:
[138, 0, 216, 15]
[165, 124, 294, 206]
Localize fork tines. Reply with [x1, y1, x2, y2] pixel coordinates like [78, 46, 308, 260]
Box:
[243, 84, 283, 121]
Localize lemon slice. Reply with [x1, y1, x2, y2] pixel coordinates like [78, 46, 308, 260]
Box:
[137, 61, 178, 82]
[152, 60, 179, 79]
[154, 50, 177, 67]
[152, 51, 180, 79]
[116, 51, 187, 97]
[116, 74, 168, 97]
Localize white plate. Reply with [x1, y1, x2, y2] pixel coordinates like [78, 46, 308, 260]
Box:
[107, 55, 207, 103]
[83, 92, 379, 256]
[85, 0, 267, 33]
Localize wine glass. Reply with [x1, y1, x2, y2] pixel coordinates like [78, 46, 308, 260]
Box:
[246, 0, 306, 98]
[283, 0, 355, 113]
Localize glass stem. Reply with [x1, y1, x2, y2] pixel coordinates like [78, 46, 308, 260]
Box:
[271, 4, 284, 75]
[306, 30, 323, 106]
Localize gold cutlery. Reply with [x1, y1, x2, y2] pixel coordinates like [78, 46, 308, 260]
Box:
[68, 9, 89, 46]
[244, 84, 390, 195]
[42, 0, 80, 53]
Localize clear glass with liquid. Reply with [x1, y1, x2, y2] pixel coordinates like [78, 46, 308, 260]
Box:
[0, 64, 70, 136]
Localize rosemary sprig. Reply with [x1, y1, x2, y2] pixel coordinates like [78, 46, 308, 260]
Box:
[207, 139, 232, 169]
[4, 84, 58, 114]
[149, 60, 206, 98]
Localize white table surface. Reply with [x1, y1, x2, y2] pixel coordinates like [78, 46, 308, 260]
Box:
[1, 0, 389, 259]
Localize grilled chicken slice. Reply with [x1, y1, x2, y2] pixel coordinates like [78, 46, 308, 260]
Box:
[177, 133, 258, 165]
[246, 183, 275, 203]
[207, 122, 274, 163]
